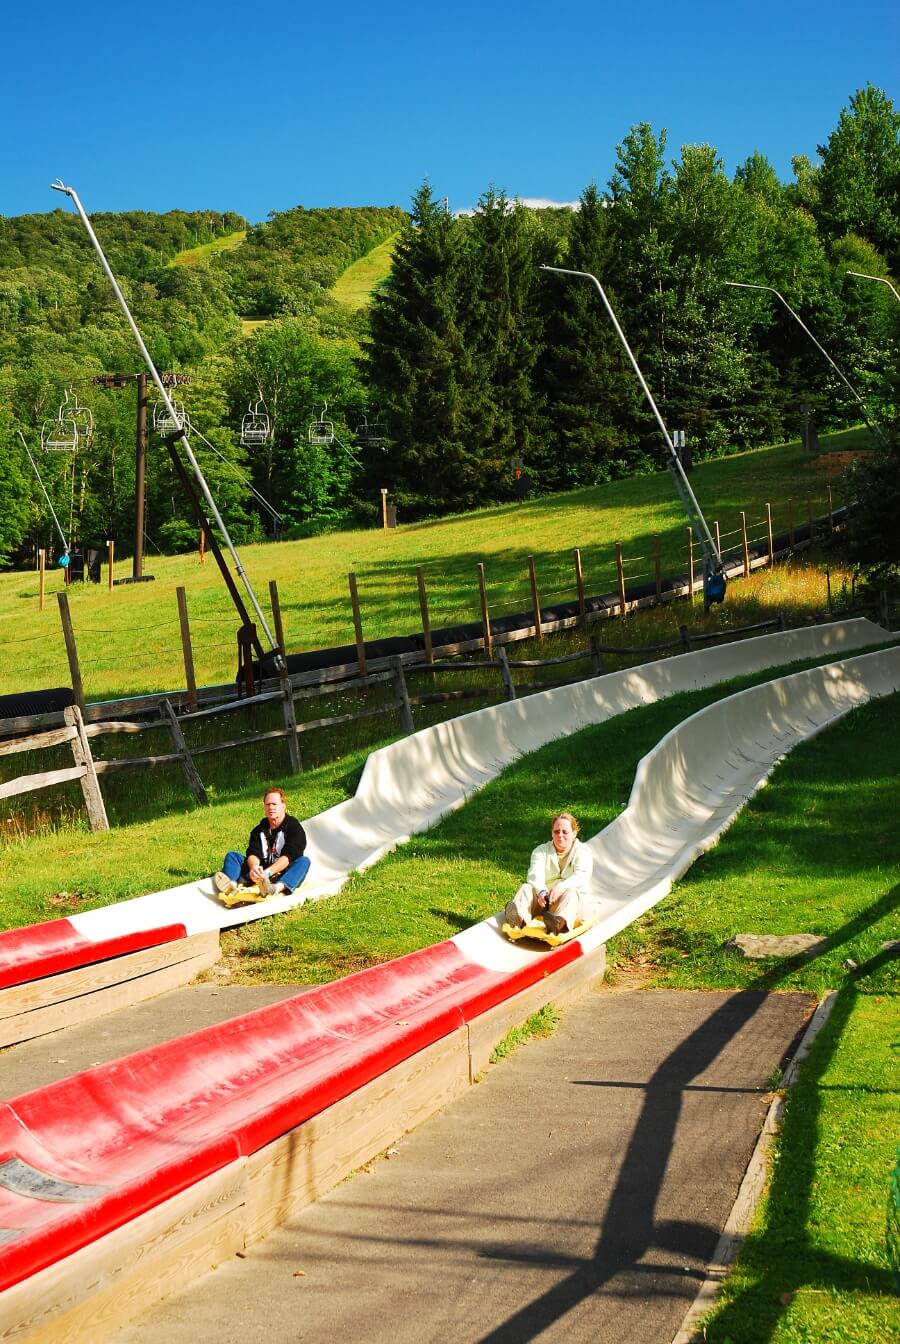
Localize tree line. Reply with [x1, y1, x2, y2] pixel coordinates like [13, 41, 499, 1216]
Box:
[0, 85, 897, 566]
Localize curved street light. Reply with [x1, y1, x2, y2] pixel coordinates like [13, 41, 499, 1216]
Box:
[724, 280, 887, 446]
[846, 270, 900, 305]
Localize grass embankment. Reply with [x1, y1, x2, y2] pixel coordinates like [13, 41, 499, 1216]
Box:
[168, 231, 247, 267]
[0, 427, 871, 702]
[330, 233, 399, 309]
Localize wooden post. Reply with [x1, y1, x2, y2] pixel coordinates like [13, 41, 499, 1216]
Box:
[280, 674, 303, 775]
[615, 543, 627, 617]
[825, 569, 833, 616]
[38, 550, 45, 612]
[161, 699, 209, 805]
[268, 579, 286, 658]
[880, 589, 890, 629]
[653, 535, 662, 601]
[477, 562, 492, 656]
[686, 527, 695, 602]
[65, 703, 109, 831]
[766, 502, 774, 567]
[107, 539, 114, 592]
[788, 500, 795, 548]
[574, 548, 586, 627]
[740, 511, 750, 579]
[528, 555, 543, 642]
[589, 634, 603, 676]
[496, 645, 516, 701]
[416, 567, 433, 664]
[348, 572, 367, 676]
[57, 592, 85, 710]
[808, 498, 814, 541]
[176, 587, 198, 710]
[827, 484, 834, 533]
[391, 657, 414, 734]
[198, 529, 206, 566]
[679, 625, 691, 652]
[381, 488, 389, 531]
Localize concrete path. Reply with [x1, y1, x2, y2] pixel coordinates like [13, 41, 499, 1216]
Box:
[97, 983, 814, 1344]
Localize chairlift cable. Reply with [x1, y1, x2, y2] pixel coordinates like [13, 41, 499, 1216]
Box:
[189, 423, 284, 524]
[18, 430, 71, 558]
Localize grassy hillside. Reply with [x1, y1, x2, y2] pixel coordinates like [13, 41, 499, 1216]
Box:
[169, 231, 247, 267]
[0, 428, 868, 701]
[331, 233, 399, 309]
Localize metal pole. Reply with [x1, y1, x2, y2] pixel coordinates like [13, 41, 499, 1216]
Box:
[51, 180, 284, 667]
[134, 372, 147, 579]
[540, 265, 723, 571]
[724, 280, 887, 445]
[846, 271, 900, 304]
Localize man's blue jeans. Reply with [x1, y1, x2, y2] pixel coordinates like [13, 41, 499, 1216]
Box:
[221, 850, 310, 894]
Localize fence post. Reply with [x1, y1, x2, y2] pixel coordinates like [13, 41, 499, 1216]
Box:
[589, 634, 603, 676]
[653, 535, 662, 601]
[807, 498, 814, 542]
[348, 572, 367, 676]
[615, 543, 627, 617]
[825, 569, 832, 617]
[381, 488, 389, 531]
[477, 563, 492, 656]
[107, 539, 114, 592]
[880, 589, 890, 629]
[391, 657, 414, 734]
[496, 645, 516, 701]
[161, 698, 209, 805]
[788, 499, 795, 548]
[766, 502, 774, 567]
[268, 579, 286, 657]
[38, 549, 46, 612]
[416, 567, 433, 664]
[528, 555, 543, 642]
[176, 586, 198, 710]
[686, 527, 695, 603]
[827, 484, 834, 533]
[740, 511, 750, 579]
[574, 548, 586, 626]
[57, 592, 85, 710]
[679, 625, 691, 652]
[65, 703, 109, 831]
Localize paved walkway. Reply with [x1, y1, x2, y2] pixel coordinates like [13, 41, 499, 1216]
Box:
[44, 981, 815, 1344]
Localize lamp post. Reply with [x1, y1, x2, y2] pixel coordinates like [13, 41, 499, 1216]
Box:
[540, 265, 724, 593]
[846, 270, 900, 305]
[724, 280, 887, 446]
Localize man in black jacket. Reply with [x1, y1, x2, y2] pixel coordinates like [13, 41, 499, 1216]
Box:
[214, 786, 310, 897]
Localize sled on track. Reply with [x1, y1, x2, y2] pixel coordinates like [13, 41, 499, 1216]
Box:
[501, 917, 595, 948]
[216, 884, 275, 909]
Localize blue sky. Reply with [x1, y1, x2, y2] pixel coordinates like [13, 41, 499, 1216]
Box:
[2, 0, 897, 222]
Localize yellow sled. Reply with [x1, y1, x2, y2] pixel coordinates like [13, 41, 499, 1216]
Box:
[502, 916, 595, 947]
[217, 883, 273, 909]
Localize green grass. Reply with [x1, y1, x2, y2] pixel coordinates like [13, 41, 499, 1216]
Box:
[168, 231, 247, 267]
[1, 427, 869, 702]
[489, 1005, 559, 1063]
[331, 234, 399, 309]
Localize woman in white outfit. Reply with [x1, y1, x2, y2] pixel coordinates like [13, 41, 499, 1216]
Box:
[504, 812, 593, 934]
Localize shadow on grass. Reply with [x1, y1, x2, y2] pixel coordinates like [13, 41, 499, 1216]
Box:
[476, 882, 899, 1344]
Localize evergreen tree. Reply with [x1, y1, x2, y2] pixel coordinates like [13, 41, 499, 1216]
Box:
[816, 86, 900, 273]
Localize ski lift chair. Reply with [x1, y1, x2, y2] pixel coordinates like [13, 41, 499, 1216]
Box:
[241, 399, 271, 448]
[308, 403, 335, 446]
[153, 397, 189, 438]
[68, 393, 94, 448]
[41, 388, 79, 451]
[354, 416, 385, 448]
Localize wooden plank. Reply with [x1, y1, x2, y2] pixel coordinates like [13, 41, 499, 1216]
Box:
[0, 937, 221, 1048]
[0, 930, 220, 1022]
[466, 945, 607, 1079]
[0, 725, 76, 757]
[0, 764, 85, 799]
[84, 720, 151, 736]
[0, 1162, 246, 1344]
[66, 705, 109, 833]
[94, 753, 182, 772]
[245, 1026, 470, 1245]
[0, 710, 68, 738]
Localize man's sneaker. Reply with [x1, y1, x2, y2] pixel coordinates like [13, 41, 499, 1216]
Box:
[542, 912, 568, 936]
[255, 870, 276, 897]
[214, 871, 237, 896]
